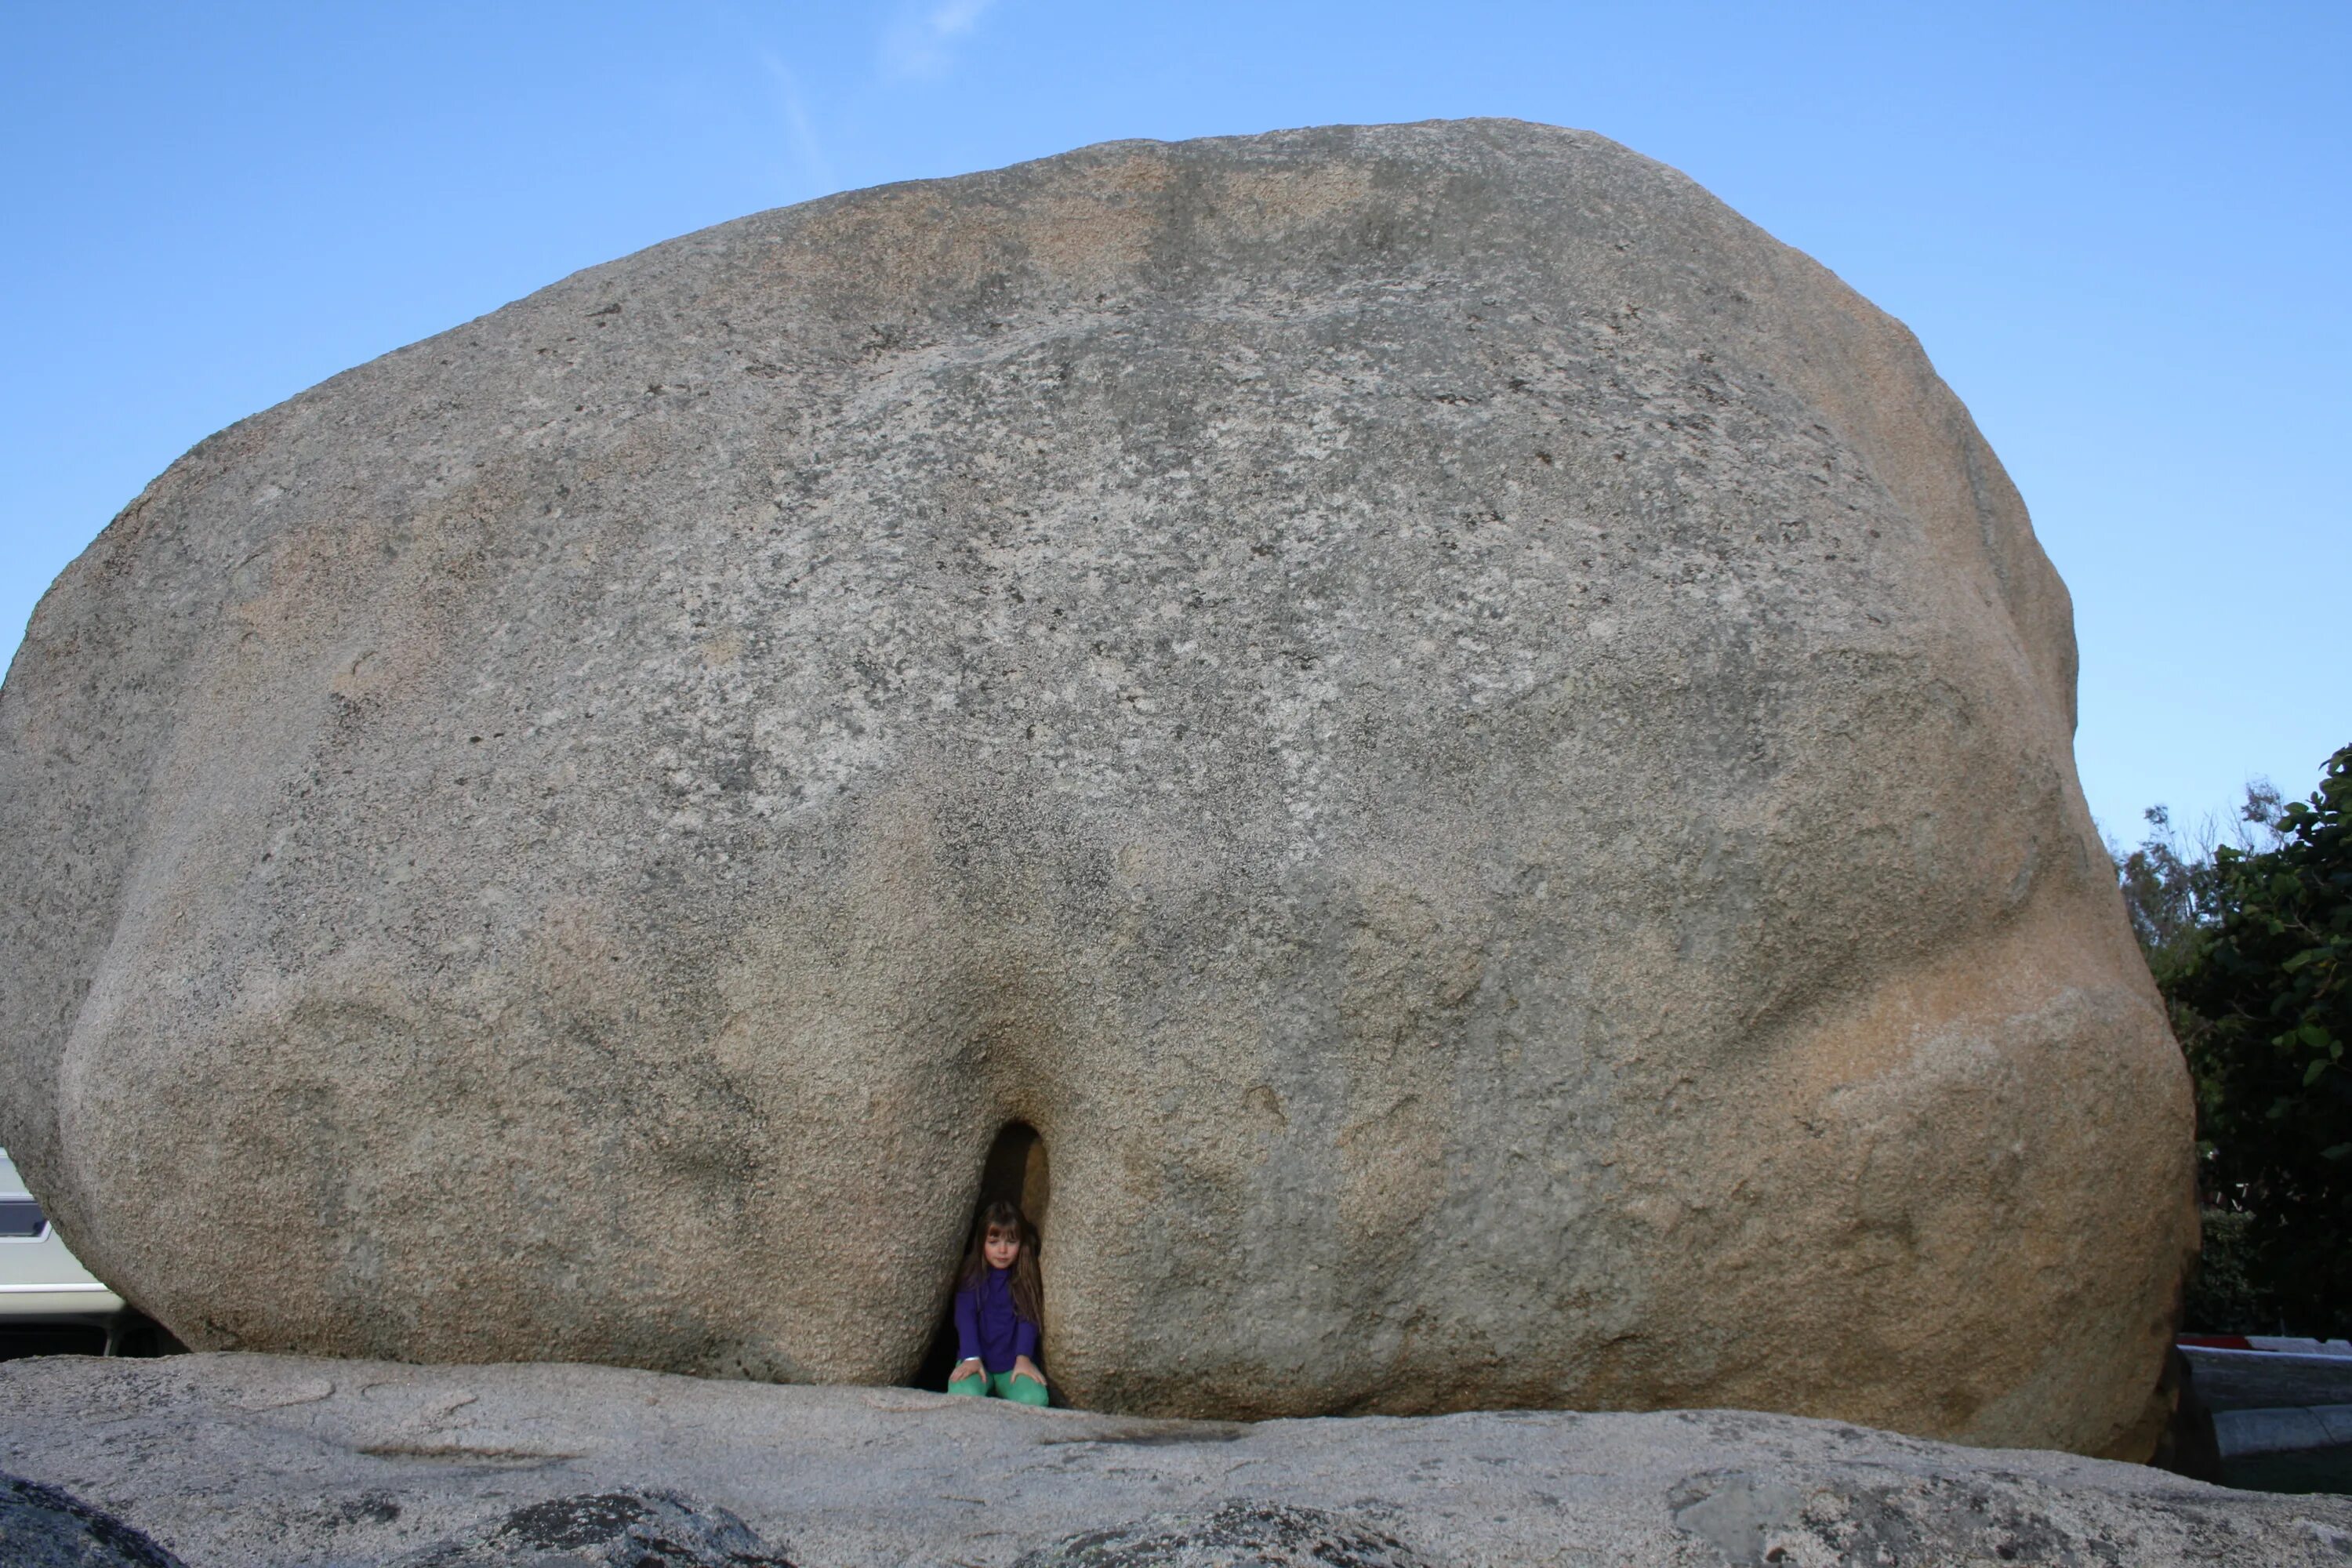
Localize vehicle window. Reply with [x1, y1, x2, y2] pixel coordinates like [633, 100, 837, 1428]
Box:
[0, 1196, 49, 1240]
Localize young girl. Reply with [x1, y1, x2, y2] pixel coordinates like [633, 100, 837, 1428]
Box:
[946, 1197, 1049, 1406]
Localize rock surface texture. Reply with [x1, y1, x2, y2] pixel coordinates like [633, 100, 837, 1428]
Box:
[0, 119, 2193, 1449]
[4, 1355, 2347, 1568]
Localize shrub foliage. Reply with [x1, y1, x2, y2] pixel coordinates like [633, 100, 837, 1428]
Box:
[2122, 745, 2352, 1334]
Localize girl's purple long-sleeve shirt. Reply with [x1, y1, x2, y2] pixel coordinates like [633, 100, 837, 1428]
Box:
[953, 1266, 1038, 1373]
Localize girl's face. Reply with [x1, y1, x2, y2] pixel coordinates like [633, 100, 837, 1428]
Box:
[983, 1224, 1022, 1271]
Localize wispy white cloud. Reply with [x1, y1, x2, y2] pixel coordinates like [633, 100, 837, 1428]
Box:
[759, 49, 836, 196]
[880, 0, 997, 81]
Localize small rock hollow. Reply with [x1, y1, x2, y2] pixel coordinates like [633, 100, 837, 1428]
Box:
[911, 1120, 1050, 1391]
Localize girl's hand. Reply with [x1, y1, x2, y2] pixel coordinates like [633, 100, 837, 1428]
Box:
[952, 1358, 984, 1382]
[1011, 1355, 1046, 1386]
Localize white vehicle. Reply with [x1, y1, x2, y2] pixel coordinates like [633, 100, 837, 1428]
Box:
[1, 1147, 125, 1326]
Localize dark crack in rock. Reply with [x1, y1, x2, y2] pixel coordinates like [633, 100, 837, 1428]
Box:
[1012, 1502, 1428, 1568]
[390, 1489, 795, 1567]
[0, 1471, 187, 1568]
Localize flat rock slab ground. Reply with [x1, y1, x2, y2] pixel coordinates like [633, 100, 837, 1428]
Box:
[2, 1354, 2347, 1566]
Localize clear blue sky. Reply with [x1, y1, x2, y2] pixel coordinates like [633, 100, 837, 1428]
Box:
[3, 2, 2344, 844]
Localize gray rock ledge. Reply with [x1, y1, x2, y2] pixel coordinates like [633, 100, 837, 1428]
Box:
[1, 1352, 2344, 1566]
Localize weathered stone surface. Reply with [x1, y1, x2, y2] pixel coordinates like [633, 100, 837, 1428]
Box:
[387, 1490, 795, 1567]
[4, 1355, 2347, 1568]
[0, 118, 2193, 1446]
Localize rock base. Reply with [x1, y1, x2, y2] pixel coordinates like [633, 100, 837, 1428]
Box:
[2, 1353, 2345, 1566]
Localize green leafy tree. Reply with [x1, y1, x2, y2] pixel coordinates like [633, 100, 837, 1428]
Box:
[2155, 746, 2352, 1334]
[2114, 803, 2224, 987]
[2112, 780, 2286, 978]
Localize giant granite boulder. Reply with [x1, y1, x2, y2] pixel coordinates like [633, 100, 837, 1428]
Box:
[0, 120, 2194, 1452]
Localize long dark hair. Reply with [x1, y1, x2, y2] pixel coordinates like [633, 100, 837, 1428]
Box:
[957, 1197, 1044, 1327]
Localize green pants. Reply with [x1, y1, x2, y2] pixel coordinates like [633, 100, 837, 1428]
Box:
[947, 1368, 1049, 1406]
